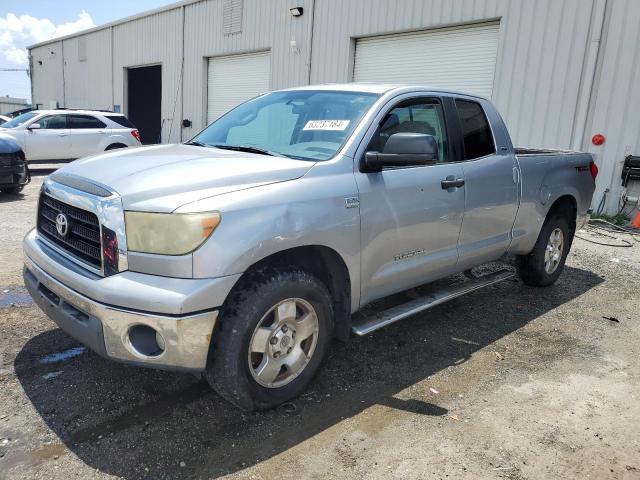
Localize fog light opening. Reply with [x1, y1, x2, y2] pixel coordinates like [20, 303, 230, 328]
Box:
[128, 324, 165, 357]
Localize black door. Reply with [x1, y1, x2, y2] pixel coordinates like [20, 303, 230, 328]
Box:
[127, 65, 162, 144]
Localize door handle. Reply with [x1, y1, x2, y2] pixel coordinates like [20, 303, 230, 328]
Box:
[57, 133, 68, 137]
[441, 178, 465, 189]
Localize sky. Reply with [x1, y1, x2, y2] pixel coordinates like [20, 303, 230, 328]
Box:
[0, 0, 177, 102]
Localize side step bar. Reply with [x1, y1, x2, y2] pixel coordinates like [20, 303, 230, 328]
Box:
[351, 269, 516, 336]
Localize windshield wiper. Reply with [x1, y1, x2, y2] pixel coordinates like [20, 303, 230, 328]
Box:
[213, 144, 285, 157]
[185, 140, 207, 147]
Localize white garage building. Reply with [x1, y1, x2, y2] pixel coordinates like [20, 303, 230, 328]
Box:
[28, 0, 640, 215]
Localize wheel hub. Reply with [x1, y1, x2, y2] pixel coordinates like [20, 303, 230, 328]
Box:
[544, 227, 564, 274]
[248, 298, 319, 388]
[268, 325, 295, 358]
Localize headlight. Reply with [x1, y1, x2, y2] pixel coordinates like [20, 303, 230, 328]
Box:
[125, 211, 221, 255]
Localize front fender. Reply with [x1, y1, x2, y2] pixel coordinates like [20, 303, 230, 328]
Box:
[181, 157, 362, 311]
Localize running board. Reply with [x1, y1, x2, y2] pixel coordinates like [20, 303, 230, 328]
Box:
[351, 269, 516, 336]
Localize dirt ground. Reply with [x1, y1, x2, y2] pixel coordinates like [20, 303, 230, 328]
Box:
[1, 175, 639, 480]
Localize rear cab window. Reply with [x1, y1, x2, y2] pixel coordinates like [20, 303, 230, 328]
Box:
[455, 99, 495, 160]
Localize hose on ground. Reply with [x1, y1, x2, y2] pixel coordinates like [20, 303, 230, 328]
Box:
[574, 218, 639, 247]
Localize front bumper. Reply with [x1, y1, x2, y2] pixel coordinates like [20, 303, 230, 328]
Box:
[0, 163, 30, 188]
[23, 230, 240, 371]
[24, 258, 218, 371]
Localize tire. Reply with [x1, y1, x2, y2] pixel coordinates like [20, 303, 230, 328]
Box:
[105, 143, 127, 151]
[517, 214, 572, 287]
[1, 185, 24, 194]
[205, 268, 333, 411]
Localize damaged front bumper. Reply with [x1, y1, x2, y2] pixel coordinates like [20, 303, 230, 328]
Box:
[0, 162, 30, 189]
[23, 230, 228, 372]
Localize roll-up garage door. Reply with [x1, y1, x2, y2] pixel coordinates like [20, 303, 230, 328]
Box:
[353, 23, 500, 98]
[207, 51, 271, 123]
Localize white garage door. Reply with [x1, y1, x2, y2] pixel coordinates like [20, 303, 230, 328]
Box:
[207, 51, 271, 123]
[353, 23, 500, 98]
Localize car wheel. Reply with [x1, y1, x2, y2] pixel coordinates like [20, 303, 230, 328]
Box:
[517, 215, 572, 287]
[205, 268, 333, 411]
[1, 185, 24, 195]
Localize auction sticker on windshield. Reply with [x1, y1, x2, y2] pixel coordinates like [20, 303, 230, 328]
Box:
[303, 120, 350, 131]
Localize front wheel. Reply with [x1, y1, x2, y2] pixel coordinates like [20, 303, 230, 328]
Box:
[517, 215, 572, 286]
[205, 269, 333, 411]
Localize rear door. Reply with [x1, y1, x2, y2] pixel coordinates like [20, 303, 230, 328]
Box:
[355, 95, 465, 306]
[24, 114, 70, 161]
[68, 114, 108, 158]
[452, 98, 519, 267]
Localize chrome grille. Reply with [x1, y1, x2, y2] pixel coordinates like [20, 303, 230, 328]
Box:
[37, 193, 102, 268]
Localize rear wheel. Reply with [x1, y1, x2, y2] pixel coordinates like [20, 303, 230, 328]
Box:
[517, 215, 572, 286]
[205, 268, 333, 411]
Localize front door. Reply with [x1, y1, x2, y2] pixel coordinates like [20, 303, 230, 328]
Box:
[355, 96, 465, 306]
[24, 114, 70, 161]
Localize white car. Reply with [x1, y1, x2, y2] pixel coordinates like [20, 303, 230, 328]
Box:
[0, 109, 141, 162]
[0, 115, 10, 126]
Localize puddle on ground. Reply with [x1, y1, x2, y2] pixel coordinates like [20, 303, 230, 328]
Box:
[0, 286, 34, 308]
[0, 441, 67, 472]
[40, 347, 87, 364]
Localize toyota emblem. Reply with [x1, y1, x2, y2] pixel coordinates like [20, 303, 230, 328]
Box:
[55, 213, 69, 237]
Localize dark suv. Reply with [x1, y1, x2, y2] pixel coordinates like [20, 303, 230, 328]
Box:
[0, 134, 30, 194]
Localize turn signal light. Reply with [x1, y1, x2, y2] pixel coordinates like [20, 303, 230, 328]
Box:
[131, 130, 141, 142]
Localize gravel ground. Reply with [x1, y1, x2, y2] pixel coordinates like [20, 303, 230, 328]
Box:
[1, 176, 639, 480]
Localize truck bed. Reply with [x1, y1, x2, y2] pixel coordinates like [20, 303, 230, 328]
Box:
[514, 147, 585, 156]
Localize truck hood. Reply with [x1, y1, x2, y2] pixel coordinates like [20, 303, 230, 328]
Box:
[54, 144, 315, 211]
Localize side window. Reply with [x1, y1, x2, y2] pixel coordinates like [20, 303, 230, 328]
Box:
[368, 98, 448, 164]
[68, 115, 107, 129]
[105, 115, 135, 128]
[39, 115, 67, 129]
[455, 100, 495, 160]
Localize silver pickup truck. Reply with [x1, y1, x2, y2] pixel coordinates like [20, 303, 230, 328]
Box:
[23, 84, 597, 410]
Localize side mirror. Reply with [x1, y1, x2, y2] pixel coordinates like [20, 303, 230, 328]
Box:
[364, 133, 438, 171]
[28, 123, 41, 130]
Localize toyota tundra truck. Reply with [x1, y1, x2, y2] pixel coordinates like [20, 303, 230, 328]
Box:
[23, 84, 597, 410]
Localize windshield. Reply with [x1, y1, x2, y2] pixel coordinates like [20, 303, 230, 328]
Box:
[191, 90, 380, 161]
[1, 112, 38, 129]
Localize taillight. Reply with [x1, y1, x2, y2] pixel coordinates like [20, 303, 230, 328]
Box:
[102, 226, 119, 276]
[131, 130, 141, 142]
[589, 160, 599, 181]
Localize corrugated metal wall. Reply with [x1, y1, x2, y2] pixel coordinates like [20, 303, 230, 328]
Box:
[310, 0, 595, 151]
[582, 0, 640, 214]
[30, 41, 64, 109]
[0, 98, 28, 115]
[62, 29, 112, 110]
[112, 8, 184, 143]
[180, 0, 313, 139]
